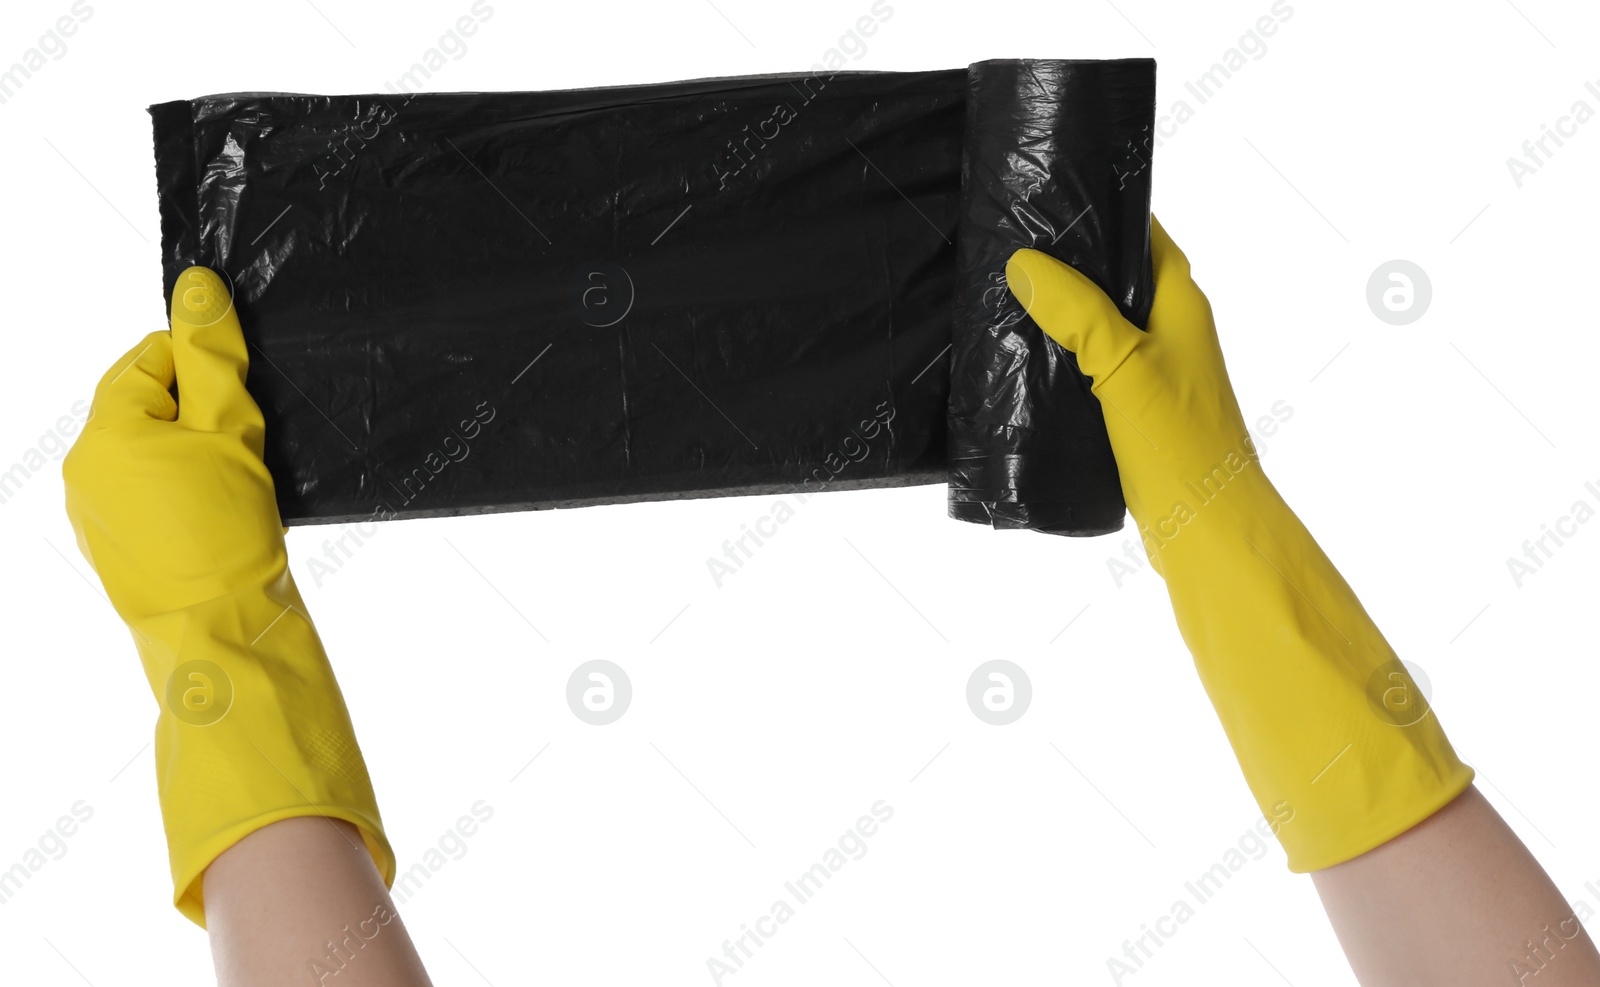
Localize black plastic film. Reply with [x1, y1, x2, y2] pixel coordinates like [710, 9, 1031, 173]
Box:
[948, 60, 1154, 535]
[149, 59, 1154, 529]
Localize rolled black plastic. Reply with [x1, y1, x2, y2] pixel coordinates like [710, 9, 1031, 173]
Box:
[148, 61, 1154, 528]
[947, 59, 1155, 536]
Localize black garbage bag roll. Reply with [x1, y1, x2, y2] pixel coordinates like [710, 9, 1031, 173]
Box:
[148, 59, 1154, 529]
[948, 59, 1155, 535]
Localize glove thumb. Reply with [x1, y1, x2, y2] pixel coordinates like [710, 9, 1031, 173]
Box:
[1005, 249, 1144, 389]
[169, 266, 265, 438]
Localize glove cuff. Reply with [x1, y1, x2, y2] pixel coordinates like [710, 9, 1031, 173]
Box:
[131, 576, 395, 926]
[1147, 470, 1474, 870]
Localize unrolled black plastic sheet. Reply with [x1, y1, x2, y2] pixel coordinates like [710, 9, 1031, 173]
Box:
[149, 59, 1154, 530]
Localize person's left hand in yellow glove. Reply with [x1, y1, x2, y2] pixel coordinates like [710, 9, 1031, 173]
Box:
[65, 268, 431, 984]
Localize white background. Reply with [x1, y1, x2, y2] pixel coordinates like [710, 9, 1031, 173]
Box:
[2, 1, 1597, 984]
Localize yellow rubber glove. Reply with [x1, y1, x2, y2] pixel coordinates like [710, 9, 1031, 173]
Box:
[1006, 221, 1473, 871]
[63, 268, 394, 925]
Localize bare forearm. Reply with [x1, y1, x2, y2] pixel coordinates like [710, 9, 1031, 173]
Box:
[204, 818, 432, 987]
[1312, 786, 1599, 987]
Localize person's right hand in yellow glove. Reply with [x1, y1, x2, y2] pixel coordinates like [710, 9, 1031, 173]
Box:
[1006, 219, 1473, 870]
[63, 267, 395, 927]
[1007, 221, 1600, 984]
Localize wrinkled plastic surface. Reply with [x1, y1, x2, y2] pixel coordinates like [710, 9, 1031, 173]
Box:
[149, 60, 1154, 528]
[949, 60, 1155, 535]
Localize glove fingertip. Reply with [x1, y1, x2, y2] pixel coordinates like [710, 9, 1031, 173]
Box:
[1006, 248, 1123, 340]
[169, 266, 235, 331]
[1003, 248, 1052, 316]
